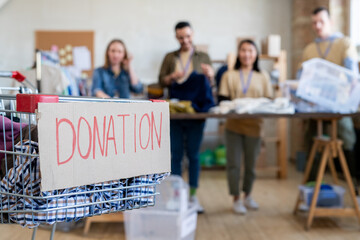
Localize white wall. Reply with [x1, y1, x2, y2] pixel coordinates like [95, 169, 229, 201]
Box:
[0, 0, 292, 86]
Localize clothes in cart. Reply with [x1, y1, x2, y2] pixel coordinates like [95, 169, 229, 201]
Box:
[0, 121, 37, 179]
[0, 140, 169, 228]
[0, 116, 27, 164]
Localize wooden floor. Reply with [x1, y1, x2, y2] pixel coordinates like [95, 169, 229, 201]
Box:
[1, 164, 360, 240]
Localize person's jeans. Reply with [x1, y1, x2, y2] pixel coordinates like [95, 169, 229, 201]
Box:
[170, 120, 205, 188]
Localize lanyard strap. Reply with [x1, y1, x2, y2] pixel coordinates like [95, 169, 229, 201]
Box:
[178, 48, 194, 75]
[316, 40, 333, 59]
[239, 70, 253, 95]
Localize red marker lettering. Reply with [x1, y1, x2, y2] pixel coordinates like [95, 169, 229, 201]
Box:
[139, 113, 150, 150]
[151, 111, 162, 149]
[77, 117, 92, 159]
[117, 114, 130, 154]
[105, 115, 117, 156]
[56, 118, 76, 166]
[93, 116, 106, 159]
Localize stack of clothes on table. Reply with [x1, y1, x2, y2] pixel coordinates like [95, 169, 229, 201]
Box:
[210, 97, 295, 114]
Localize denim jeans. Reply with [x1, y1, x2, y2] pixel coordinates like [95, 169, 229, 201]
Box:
[170, 120, 205, 188]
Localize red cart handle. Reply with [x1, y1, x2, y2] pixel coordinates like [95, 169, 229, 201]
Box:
[16, 94, 59, 113]
[11, 71, 26, 82]
[0, 71, 26, 82]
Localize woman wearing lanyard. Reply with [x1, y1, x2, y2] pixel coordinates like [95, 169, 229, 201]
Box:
[91, 39, 143, 98]
[218, 39, 273, 214]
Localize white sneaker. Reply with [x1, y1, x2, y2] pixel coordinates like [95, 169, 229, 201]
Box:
[299, 203, 309, 212]
[189, 195, 204, 214]
[244, 196, 259, 210]
[233, 199, 247, 214]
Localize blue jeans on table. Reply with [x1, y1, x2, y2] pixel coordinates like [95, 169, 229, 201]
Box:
[170, 120, 205, 188]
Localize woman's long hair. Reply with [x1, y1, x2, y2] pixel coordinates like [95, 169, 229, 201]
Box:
[103, 39, 128, 70]
[234, 39, 260, 72]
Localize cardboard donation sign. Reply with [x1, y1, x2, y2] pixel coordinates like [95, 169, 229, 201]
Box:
[37, 102, 170, 191]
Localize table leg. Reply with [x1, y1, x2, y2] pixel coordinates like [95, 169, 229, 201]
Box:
[306, 144, 329, 230]
[294, 140, 319, 215]
[337, 143, 360, 225]
[328, 154, 339, 184]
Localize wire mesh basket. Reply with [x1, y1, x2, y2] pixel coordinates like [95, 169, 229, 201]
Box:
[0, 93, 169, 239]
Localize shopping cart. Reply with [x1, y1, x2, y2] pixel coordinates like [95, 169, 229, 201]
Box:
[0, 92, 170, 240]
[0, 71, 37, 93]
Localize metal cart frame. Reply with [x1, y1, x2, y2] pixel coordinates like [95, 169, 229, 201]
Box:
[0, 92, 168, 240]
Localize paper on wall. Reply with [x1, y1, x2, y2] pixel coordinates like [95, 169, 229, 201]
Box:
[72, 46, 91, 71]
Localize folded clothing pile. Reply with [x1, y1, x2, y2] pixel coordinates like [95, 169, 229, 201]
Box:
[211, 97, 295, 114]
[169, 100, 195, 114]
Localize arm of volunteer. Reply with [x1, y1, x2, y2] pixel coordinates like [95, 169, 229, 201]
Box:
[296, 46, 312, 79]
[217, 71, 231, 104]
[343, 58, 359, 73]
[159, 54, 175, 87]
[201, 53, 215, 85]
[342, 38, 359, 73]
[127, 67, 143, 94]
[123, 55, 143, 93]
[296, 69, 303, 79]
[92, 69, 110, 98]
[262, 71, 274, 99]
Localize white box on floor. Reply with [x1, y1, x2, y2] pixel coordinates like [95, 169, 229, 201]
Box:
[124, 205, 197, 240]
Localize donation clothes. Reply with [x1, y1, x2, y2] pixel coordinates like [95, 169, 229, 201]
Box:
[169, 72, 215, 113]
[169, 101, 196, 114]
[0, 116, 27, 164]
[18, 64, 69, 95]
[210, 98, 295, 115]
[0, 124, 37, 179]
[218, 70, 273, 137]
[0, 140, 169, 228]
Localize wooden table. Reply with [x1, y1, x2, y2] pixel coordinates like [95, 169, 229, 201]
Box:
[171, 112, 360, 180]
[171, 112, 360, 229]
[170, 112, 360, 120]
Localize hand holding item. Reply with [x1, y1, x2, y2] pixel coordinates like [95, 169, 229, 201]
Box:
[201, 63, 214, 80]
[171, 71, 185, 81]
[122, 53, 133, 70]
